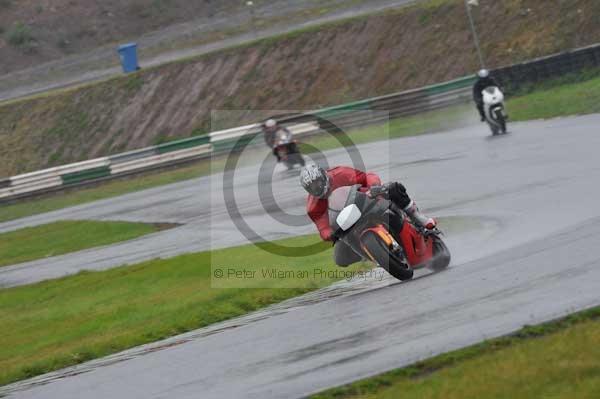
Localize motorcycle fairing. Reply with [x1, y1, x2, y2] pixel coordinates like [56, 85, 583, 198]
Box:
[359, 221, 434, 268]
[398, 220, 434, 267]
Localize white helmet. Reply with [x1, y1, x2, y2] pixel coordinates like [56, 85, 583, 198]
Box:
[300, 164, 330, 198]
[264, 119, 277, 128]
[477, 69, 490, 78]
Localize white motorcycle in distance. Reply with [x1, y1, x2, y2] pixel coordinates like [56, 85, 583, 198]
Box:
[482, 86, 508, 135]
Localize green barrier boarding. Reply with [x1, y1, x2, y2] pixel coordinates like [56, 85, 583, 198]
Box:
[156, 135, 211, 154]
[211, 134, 257, 154]
[313, 97, 373, 120]
[425, 76, 476, 95]
[61, 166, 112, 185]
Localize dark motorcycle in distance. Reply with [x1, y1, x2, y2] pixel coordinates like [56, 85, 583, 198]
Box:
[482, 86, 508, 135]
[328, 185, 450, 281]
[274, 128, 305, 169]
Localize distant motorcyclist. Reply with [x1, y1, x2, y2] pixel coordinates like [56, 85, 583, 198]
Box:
[262, 118, 291, 162]
[300, 164, 436, 267]
[473, 69, 501, 122]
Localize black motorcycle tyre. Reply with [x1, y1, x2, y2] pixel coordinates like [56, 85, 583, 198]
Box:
[429, 236, 451, 271]
[361, 232, 414, 281]
[497, 112, 507, 134]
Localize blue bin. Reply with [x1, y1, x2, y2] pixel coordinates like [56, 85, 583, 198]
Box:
[117, 43, 139, 73]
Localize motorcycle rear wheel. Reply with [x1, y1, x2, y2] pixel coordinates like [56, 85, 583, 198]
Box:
[497, 113, 507, 134]
[361, 232, 414, 281]
[289, 153, 305, 166]
[429, 237, 451, 271]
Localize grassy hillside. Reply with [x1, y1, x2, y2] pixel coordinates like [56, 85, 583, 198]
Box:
[1, 0, 600, 178]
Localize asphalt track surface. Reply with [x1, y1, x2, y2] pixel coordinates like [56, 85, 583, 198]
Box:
[2, 114, 600, 398]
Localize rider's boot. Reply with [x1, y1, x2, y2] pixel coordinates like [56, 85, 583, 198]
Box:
[477, 103, 486, 122]
[273, 148, 281, 162]
[404, 200, 436, 230]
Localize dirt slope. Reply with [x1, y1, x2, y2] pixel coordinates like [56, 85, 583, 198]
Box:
[1, 0, 599, 177]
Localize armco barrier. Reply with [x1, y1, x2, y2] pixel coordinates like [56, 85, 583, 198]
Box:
[61, 166, 112, 186]
[109, 147, 158, 165]
[156, 135, 211, 154]
[3, 176, 63, 197]
[2, 42, 599, 203]
[9, 158, 110, 186]
[110, 145, 212, 175]
[0, 178, 11, 189]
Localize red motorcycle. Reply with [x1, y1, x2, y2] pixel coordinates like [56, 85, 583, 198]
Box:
[329, 185, 450, 280]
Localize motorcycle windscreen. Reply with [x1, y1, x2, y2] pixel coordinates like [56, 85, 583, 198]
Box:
[336, 204, 362, 231]
[328, 185, 358, 230]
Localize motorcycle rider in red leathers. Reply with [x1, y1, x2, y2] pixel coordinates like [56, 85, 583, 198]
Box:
[300, 164, 436, 267]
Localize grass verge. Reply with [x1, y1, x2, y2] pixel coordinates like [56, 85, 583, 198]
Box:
[509, 73, 600, 121]
[311, 306, 600, 399]
[2, 73, 600, 224]
[0, 220, 165, 267]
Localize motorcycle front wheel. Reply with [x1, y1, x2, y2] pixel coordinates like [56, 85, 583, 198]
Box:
[361, 232, 414, 281]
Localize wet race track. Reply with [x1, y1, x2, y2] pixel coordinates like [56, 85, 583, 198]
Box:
[2, 114, 600, 398]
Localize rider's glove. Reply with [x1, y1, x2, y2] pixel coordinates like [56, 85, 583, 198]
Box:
[367, 185, 389, 199]
[386, 182, 411, 208]
[330, 229, 342, 244]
